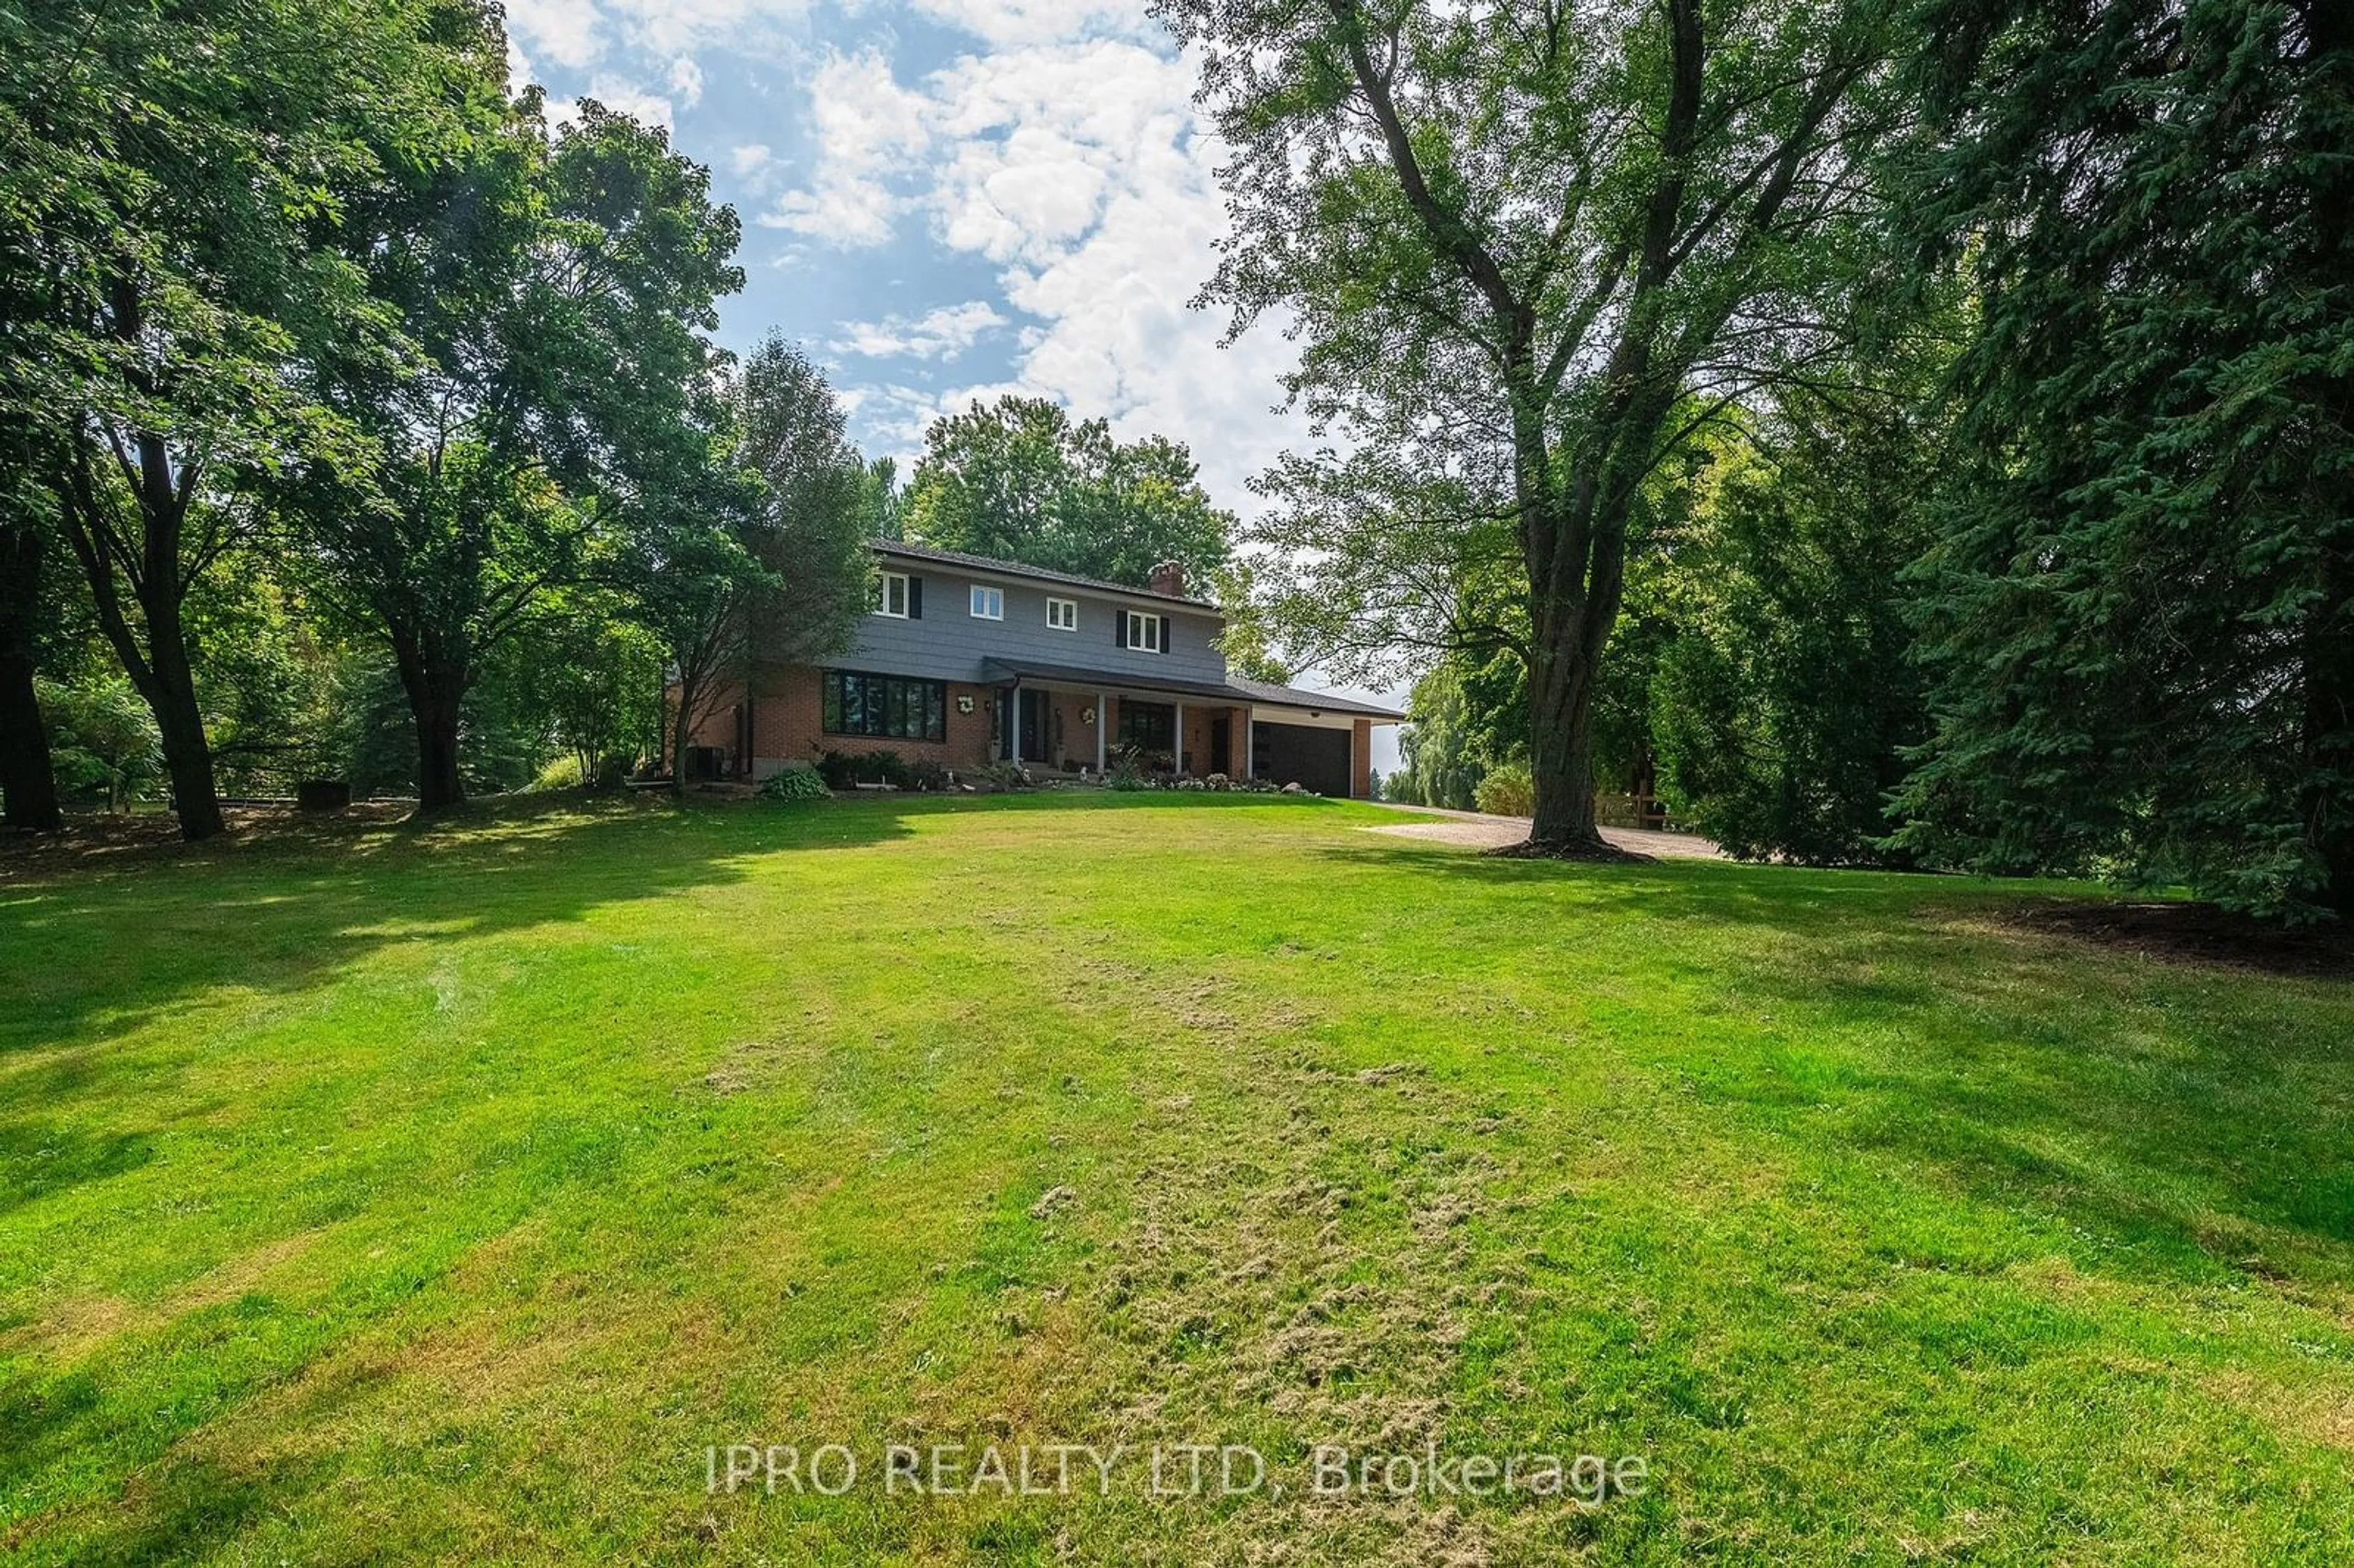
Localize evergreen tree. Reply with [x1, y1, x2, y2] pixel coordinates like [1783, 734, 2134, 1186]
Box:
[1892, 0, 2353, 916]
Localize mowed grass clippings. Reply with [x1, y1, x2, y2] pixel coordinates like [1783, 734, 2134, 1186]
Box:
[1, 791, 2350, 1564]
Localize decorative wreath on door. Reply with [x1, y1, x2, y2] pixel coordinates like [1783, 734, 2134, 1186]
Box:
[956, 695, 975, 714]
[1081, 706, 1097, 725]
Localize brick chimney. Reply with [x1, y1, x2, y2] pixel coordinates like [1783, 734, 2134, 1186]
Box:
[1148, 560, 1186, 598]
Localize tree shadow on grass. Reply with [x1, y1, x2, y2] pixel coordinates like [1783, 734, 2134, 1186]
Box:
[0, 796, 923, 1069]
[0, 787, 1332, 1103]
[1, 1441, 328, 1566]
[0, 789, 1357, 1555]
[0, 786, 1344, 1114]
[1312, 837, 2354, 1295]
[0, 1122, 153, 1221]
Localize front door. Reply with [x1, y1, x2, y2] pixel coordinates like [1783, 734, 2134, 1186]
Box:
[1018, 690, 1048, 763]
[1210, 713, 1232, 775]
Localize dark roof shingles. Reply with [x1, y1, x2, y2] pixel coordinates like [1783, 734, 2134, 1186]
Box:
[870, 539, 1217, 609]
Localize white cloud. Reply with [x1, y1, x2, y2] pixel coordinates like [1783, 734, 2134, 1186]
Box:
[500, 0, 813, 82]
[909, 0, 1155, 46]
[815, 34, 1301, 507]
[515, 4, 1302, 511]
[504, 0, 604, 71]
[608, 0, 813, 58]
[828, 301, 1008, 360]
[758, 48, 932, 246]
[569, 74, 676, 129]
[923, 41, 1193, 266]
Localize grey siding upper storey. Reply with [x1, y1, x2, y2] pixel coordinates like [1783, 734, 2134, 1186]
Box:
[848, 551, 1228, 687]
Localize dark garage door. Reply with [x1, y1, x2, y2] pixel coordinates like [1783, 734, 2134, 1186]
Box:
[1252, 721, 1352, 797]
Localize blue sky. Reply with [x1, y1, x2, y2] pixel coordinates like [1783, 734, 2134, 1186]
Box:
[507, 0, 1403, 759]
[507, 0, 1305, 506]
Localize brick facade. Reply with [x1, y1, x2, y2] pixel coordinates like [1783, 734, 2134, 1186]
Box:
[684, 662, 997, 779]
[680, 661, 1374, 797]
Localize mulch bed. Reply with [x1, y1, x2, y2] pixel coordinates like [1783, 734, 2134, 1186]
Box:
[2008, 898, 2354, 980]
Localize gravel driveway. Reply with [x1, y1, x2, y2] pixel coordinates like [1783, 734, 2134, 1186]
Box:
[1360, 803, 1726, 859]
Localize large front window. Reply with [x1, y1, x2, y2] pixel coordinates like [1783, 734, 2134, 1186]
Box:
[1116, 700, 1175, 752]
[822, 670, 947, 742]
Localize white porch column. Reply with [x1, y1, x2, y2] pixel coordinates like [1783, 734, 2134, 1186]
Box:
[1241, 710, 1253, 780]
[1095, 691, 1108, 772]
[1175, 699, 1186, 775]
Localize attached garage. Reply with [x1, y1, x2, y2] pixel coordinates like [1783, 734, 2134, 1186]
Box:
[1252, 721, 1354, 797]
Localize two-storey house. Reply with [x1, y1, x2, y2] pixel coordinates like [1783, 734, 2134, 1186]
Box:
[682, 541, 1401, 797]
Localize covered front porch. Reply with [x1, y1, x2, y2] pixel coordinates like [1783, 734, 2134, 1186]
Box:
[980, 658, 1389, 797]
[989, 679, 1251, 780]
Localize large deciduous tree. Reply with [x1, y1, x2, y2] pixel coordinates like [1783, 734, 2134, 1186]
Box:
[640, 337, 869, 790]
[300, 93, 744, 812]
[1162, 0, 1895, 851]
[904, 396, 1234, 587]
[1, 0, 483, 839]
[1891, 0, 2354, 918]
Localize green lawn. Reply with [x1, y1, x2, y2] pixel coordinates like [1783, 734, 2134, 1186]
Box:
[2, 793, 2350, 1564]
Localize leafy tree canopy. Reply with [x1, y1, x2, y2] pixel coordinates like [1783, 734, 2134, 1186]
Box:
[904, 395, 1234, 588]
[294, 87, 745, 810]
[639, 334, 870, 789]
[1160, 0, 1902, 848]
[2, 0, 501, 837]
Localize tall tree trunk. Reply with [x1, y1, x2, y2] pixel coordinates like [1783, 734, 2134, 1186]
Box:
[1526, 635, 1601, 848]
[391, 625, 469, 814]
[0, 647, 60, 832]
[414, 693, 463, 813]
[0, 520, 64, 832]
[56, 435, 227, 842]
[74, 276, 229, 840]
[669, 671, 701, 798]
[1515, 417, 1619, 854]
[408, 673, 467, 815]
[145, 614, 226, 840]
